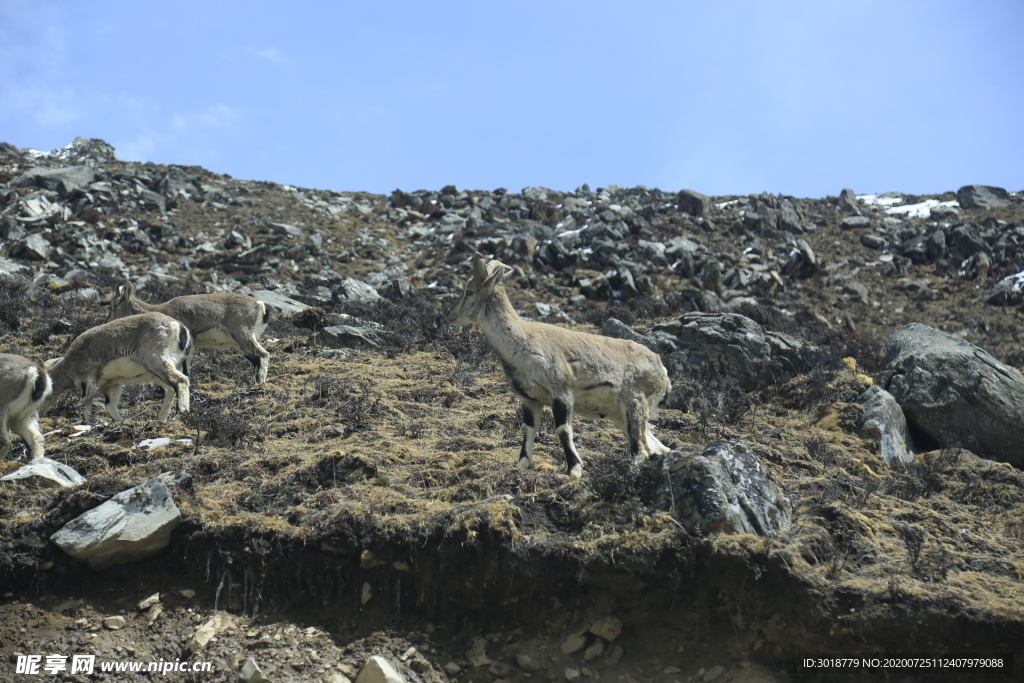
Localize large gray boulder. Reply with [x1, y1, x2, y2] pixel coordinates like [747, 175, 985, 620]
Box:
[856, 386, 915, 464]
[653, 313, 770, 391]
[16, 165, 97, 198]
[837, 188, 861, 215]
[778, 200, 803, 233]
[646, 442, 791, 536]
[676, 189, 711, 216]
[956, 185, 1011, 210]
[652, 312, 811, 390]
[50, 477, 181, 570]
[0, 457, 87, 489]
[881, 323, 1024, 467]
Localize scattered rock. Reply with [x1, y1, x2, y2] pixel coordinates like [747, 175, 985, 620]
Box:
[588, 616, 622, 641]
[516, 653, 542, 671]
[136, 593, 160, 610]
[354, 656, 406, 683]
[560, 632, 587, 655]
[239, 657, 267, 683]
[466, 635, 491, 667]
[841, 216, 871, 230]
[582, 640, 605, 661]
[103, 616, 125, 630]
[704, 664, 726, 681]
[861, 234, 886, 250]
[188, 613, 233, 653]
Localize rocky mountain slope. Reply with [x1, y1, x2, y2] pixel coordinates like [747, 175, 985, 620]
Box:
[1, 138, 1023, 682]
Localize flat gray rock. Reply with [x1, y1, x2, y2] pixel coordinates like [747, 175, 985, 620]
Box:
[315, 324, 382, 350]
[50, 477, 181, 570]
[841, 216, 871, 230]
[1, 457, 87, 489]
[16, 165, 97, 197]
[957, 185, 1011, 210]
[861, 234, 886, 250]
[250, 289, 310, 315]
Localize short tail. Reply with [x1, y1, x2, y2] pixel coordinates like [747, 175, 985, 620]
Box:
[32, 366, 52, 402]
[260, 301, 276, 328]
[178, 323, 192, 353]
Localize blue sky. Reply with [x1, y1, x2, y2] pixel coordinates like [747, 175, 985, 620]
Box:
[2, 1, 1021, 198]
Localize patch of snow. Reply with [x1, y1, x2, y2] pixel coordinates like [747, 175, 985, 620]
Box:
[886, 199, 957, 219]
[137, 437, 193, 450]
[716, 199, 740, 208]
[857, 194, 904, 207]
[556, 228, 583, 239]
[44, 424, 94, 438]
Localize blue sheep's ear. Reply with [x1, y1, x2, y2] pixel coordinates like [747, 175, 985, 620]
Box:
[472, 253, 489, 281]
[482, 264, 514, 293]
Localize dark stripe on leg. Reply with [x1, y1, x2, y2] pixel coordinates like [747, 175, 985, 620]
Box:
[552, 398, 569, 428]
[558, 430, 583, 475]
[522, 403, 536, 429]
[628, 421, 640, 459]
[552, 399, 581, 475]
